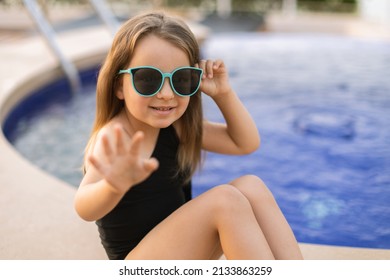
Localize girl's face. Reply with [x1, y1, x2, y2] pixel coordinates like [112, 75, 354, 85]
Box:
[117, 35, 192, 129]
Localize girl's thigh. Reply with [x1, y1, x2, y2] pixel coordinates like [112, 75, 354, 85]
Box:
[125, 185, 238, 260]
[125, 188, 220, 260]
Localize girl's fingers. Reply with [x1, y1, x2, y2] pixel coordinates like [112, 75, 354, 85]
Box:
[114, 125, 126, 154]
[199, 59, 224, 79]
[129, 131, 144, 156]
[213, 59, 224, 70]
[88, 155, 103, 174]
[206, 60, 214, 78]
[101, 134, 113, 157]
[199, 60, 207, 79]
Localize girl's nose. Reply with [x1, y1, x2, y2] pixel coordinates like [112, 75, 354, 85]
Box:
[156, 78, 175, 100]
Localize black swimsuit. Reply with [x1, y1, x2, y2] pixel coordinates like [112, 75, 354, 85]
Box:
[96, 125, 191, 260]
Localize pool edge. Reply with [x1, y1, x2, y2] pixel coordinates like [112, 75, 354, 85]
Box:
[0, 26, 109, 260]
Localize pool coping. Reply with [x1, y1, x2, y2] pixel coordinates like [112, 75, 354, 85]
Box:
[0, 25, 111, 260]
[1, 22, 389, 260]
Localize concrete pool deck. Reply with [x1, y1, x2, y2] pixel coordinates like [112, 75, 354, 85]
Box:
[1, 8, 390, 259]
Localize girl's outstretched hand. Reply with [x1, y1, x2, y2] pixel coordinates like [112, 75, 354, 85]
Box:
[88, 125, 159, 195]
[198, 59, 232, 98]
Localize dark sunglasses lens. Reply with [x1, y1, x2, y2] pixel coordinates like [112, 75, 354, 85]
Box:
[172, 69, 202, 96]
[132, 68, 162, 95]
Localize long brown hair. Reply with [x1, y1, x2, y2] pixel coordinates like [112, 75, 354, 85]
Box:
[84, 11, 203, 183]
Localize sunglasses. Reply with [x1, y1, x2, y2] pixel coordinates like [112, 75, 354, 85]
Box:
[118, 66, 203, 97]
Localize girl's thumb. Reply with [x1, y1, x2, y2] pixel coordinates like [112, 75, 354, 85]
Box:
[143, 158, 159, 173]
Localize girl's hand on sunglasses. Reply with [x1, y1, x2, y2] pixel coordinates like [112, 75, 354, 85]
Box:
[198, 59, 232, 98]
[88, 125, 159, 195]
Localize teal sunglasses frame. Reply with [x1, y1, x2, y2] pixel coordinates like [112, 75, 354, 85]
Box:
[118, 66, 203, 97]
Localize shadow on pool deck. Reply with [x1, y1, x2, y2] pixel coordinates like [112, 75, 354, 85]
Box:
[0, 6, 389, 259]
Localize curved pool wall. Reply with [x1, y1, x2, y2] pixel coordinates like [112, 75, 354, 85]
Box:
[3, 67, 98, 142]
[0, 26, 109, 259]
[1, 26, 390, 259]
[2, 67, 99, 186]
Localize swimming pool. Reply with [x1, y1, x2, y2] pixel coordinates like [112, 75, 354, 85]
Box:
[3, 33, 390, 249]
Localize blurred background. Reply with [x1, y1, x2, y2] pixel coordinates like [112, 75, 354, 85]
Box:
[0, 0, 389, 256]
[1, 0, 389, 40]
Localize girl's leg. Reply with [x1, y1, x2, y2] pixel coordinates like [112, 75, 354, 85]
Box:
[126, 185, 275, 260]
[230, 175, 303, 259]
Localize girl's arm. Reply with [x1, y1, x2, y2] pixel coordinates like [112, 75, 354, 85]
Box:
[75, 177, 125, 222]
[199, 59, 260, 155]
[74, 125, 158, 221]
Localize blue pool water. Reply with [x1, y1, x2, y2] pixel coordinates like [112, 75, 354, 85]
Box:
[3, 33, 390, 249]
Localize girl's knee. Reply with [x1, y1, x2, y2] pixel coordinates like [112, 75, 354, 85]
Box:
[207, 185, 252, 215]
[231, 175, 275, 203]
[237, 175, 266, 186]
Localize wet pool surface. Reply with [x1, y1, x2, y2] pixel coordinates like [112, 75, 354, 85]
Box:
[5, 33, 390, 249]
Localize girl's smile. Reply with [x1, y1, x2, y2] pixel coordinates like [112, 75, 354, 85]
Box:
[150, 105, 177, 115]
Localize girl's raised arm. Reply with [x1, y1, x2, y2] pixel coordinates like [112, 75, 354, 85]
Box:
[199, 59, 260, 155]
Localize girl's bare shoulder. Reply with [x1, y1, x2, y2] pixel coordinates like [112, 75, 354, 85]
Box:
[87, 116, 125, 153]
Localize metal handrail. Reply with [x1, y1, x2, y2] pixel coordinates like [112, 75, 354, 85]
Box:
[23, 0, 81, 94]
[90, 0, 120, 36]
[23, 0, 120, 94]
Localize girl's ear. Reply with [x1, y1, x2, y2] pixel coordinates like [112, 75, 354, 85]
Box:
[115, 78, 125, 100]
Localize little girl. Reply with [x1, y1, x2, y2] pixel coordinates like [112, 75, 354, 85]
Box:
[74, 11, 303, 260]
